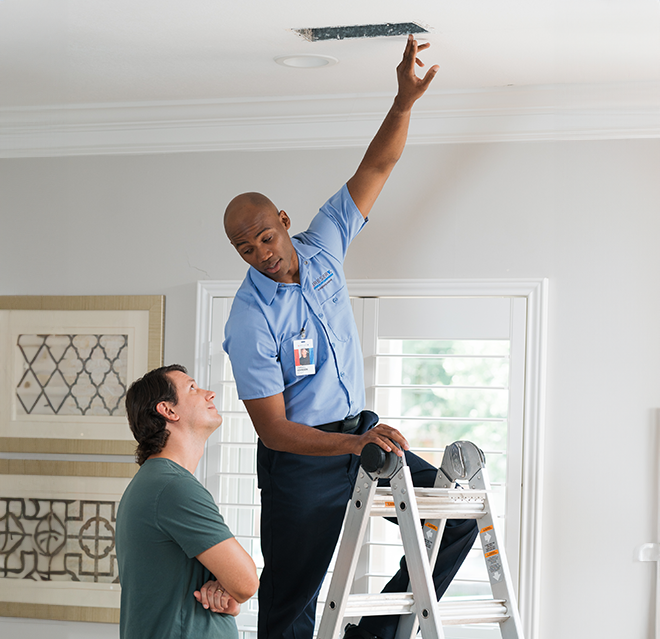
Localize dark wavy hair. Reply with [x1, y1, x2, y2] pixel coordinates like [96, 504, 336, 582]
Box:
[125, 364, 187, 466]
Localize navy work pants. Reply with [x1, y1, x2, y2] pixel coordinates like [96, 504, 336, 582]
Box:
[256, 416, 478, 639]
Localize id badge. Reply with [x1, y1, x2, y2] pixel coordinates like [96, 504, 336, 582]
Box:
[294, 339, 315, 376]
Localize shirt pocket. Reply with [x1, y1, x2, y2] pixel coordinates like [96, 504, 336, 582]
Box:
[321, 286, 354, 343]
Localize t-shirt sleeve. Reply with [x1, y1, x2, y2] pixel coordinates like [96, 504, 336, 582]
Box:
[296, 184, 366, 260]
[223, 303, 285, 401]
[156, 474, 234, 558]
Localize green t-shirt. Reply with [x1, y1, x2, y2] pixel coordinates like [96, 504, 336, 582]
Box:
[116, 458, 237, 639]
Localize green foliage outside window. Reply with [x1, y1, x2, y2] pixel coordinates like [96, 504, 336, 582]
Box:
[377, 340, 510, 483]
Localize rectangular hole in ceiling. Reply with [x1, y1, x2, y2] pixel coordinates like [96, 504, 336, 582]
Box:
[295, 23, 429, 42]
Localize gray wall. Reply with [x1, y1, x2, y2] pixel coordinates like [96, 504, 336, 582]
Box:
[1, 138, 659, 638]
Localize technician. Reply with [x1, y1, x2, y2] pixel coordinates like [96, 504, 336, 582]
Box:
[223, 36, 478, 639]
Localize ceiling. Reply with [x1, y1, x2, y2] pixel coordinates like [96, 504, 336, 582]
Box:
[1, 0, 659, 156]
[3, 0, 660, 107]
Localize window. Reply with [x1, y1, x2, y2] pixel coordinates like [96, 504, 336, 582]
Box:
[195, 279, 547, 639]
[351, 296, 524, 638]
[198, 294, 261, 635]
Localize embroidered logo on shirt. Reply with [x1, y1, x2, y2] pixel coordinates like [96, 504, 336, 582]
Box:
[312, 270, 334, 291]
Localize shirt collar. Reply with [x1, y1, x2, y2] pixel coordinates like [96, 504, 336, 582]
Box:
[247, 239, 322, 306]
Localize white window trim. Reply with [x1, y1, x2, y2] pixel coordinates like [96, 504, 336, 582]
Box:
[195, 278, 548, 639]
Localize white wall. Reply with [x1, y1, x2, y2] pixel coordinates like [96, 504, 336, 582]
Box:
[1, 138, 659, 638]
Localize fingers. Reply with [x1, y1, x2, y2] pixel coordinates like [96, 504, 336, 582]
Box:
[403, 33, 415, 58]
[212, 588, 230, 613]
[360, 424, 410, 457]
[415, 42, 430, 67]
[397, 35, 437, 102]
[404, 35, 431, 67]
[197, 580, 228, 612]
[420, 65, 439, 89]
[198, 581, 214, 610]
[402, 34, 417, 69]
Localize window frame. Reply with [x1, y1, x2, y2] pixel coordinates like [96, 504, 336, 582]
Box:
[195, 278, 548, 639]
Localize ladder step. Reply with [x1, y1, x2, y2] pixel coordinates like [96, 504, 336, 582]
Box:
[437, 598, 510, 625]
[370, 488, 488, 519]
[341, 594, 509, 625]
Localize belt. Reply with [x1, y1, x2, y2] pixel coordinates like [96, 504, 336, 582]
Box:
[314, 414, 361, 434]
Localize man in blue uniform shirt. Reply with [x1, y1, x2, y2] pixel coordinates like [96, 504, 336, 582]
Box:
[223, 36, 478, 639]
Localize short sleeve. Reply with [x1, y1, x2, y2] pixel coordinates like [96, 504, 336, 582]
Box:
[295, 185, 366, 260]
[156, 474, 233, 558]
[223, 304, 286, 401]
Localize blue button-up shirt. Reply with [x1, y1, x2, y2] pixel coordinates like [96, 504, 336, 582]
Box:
[223, 185, 367, 427]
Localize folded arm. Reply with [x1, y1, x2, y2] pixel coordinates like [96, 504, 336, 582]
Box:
[196, 537, 259, 608]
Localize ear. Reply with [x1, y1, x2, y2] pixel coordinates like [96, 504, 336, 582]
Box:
[279, 210, 291, 231]
[155, 401, 180, 424]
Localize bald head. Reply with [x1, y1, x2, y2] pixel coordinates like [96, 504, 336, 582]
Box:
[224, 192, 279, 235]
[223, 191, 299, 283]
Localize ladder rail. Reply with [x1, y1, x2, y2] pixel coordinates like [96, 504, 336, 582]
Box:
[469, 469, 525, 639]
[317, 468, 380, 639]
[390, 463, 446, 639]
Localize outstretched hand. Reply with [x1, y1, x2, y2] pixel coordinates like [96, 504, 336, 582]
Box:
[395, 34, 439, 110]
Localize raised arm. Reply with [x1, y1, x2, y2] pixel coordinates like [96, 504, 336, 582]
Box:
[244, 393, 409, 457]
[347, 34, 439, 218]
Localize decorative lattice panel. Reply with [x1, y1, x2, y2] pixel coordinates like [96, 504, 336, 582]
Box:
[16, 334, 128, 417]
[0, 498, 118, 583]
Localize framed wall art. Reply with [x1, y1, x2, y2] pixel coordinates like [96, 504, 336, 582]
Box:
[0, 296, 164, 455]
[0, 458, 135, 622]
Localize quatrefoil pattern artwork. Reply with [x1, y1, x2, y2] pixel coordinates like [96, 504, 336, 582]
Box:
[15, 334, 128, 417]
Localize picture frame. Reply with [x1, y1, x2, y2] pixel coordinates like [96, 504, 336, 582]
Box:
[0, 458, 136, 622]
[0, 296, 164, 455]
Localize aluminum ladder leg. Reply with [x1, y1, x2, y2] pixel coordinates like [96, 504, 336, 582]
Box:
[316, 441, 525, 639]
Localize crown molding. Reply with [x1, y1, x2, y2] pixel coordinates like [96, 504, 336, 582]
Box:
[1, 81, 659, 158]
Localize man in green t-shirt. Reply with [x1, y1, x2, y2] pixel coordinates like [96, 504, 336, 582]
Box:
[116, 364, 259, 639]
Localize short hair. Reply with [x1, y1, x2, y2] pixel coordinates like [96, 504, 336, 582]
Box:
[125, 364, 187, 466]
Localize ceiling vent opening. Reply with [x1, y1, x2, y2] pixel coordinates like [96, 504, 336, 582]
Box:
[294, 23, 429, 42]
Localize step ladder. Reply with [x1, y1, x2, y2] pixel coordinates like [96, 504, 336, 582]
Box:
[316, 441, 525, 639]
